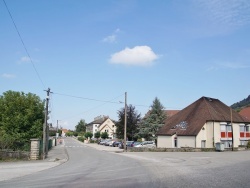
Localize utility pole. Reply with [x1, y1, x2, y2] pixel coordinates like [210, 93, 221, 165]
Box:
[43, 88, 51, 160]
[124, 92, 127, 151]
[230, 107, 234, 151]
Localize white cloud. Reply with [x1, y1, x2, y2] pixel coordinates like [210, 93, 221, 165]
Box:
[2, 73, 16, 79]
[102, 28, 120, 43]
[109, 46, 159, 66]
[103, 34, 116, 43]
[18, 56, 38, 64]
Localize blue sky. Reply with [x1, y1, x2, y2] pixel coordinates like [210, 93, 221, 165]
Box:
[1, 0, 250, 130]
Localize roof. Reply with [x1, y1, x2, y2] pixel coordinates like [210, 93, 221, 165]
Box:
[157, 96, 250, 136]
[86, 116, 109, 126]
[239, 107, 250, 120]
[143, 110, 180, 119]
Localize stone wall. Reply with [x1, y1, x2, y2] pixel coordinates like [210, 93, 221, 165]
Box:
[0, 150, 30, 160]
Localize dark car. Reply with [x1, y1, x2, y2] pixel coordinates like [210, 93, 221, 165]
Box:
[112, 141, 121, 147]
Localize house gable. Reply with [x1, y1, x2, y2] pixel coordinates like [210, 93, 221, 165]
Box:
[157, 96, 250, 137]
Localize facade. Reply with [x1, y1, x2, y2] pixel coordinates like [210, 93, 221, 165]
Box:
[157, 97, 250, 149]
[86, 115, 116, 139]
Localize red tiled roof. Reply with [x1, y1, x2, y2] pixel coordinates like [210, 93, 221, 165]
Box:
[157, 97, 250, 136]
[239, 107, 250, 121]
[143, 110, 180, 119]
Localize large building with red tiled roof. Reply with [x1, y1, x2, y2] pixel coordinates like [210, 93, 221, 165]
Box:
[157, 97, 250, 148]
[239, 107, 250, 121]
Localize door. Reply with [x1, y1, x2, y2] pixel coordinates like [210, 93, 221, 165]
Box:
[201, 140, 206, 148]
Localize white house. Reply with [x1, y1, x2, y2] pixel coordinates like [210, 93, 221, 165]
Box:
[86, 115, 116, 139]
[157, 97, 250, 149]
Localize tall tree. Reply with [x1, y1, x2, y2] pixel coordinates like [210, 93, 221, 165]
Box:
[75, 119, 86, 133]
[138, 97, 166, 141]
[115, 104, 141, 141]
[0, 91, 44, 150]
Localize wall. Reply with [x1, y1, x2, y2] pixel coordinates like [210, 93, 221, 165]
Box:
[157, 136, 172, 148]
[178, 136, 196, 148]
[196, 122, 214, 148]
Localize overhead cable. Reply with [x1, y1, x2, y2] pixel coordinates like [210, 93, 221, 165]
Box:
[3, 0, 46, 89]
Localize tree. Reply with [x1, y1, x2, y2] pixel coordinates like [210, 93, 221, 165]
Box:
[138, 97, 166, 141]
[101, 132, 109, 139]
[0, 90, 44, 150]
[75, 119, 86, 133]
[115, 104, 141, 141]
[85, 132, 93, 139]
[94, 131, 101, 139]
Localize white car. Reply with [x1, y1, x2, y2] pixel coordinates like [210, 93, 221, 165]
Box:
[134, 141, 156, 148]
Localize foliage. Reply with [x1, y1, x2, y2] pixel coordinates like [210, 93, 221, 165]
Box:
[231, 95, 250, 111]
[101, 132, 109, 139]
[85, 132, 93, 139]
[0, 91, 44, 151]
[137, 97, 166, 141]
[73, 131, 78, 137]
[94, 131, 101, 138]
[75, 119, 86, 133]
[115, 104, 141, 140]
[66, 131, 74, 137]
[78, 136, 85, 142]
[247, 141, 250, 149]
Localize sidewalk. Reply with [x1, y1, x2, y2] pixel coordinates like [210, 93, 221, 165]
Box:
[0, 143, 68, 182]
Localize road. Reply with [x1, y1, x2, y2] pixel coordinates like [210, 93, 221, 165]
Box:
[1, 137, 250, 188]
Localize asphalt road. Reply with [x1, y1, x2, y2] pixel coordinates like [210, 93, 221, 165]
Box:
[1, 137, 250, 188]
[0, 137, 154, 188]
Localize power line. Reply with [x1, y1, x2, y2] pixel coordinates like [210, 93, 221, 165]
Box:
[55, 93, 125, 121]
[3, 0, 46, 89]
[53, 92, 124, 104]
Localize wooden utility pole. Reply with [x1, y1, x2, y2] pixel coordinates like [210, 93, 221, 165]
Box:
[230, 107, 234, 151]
[43, 88, 50, 160]
[124, 92, 127, 151]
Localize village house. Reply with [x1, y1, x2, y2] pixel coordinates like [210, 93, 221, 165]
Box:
[86, 115, 116, 139]
[157, 97, 250, 149]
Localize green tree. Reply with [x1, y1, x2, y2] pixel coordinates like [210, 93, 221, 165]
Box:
[115, 104, 141, 141]
[66, 131, 74, 137]
[101, 132, 109, 139]
[75, 119, 86, 133]
[0, 90, 44, 150]
[85, 132, 93, 139]
[138, 97, 166, 141]
[94, 131, 101, 138]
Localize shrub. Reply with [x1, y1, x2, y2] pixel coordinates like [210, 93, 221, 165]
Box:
[84, 132, 93, 139]
[78, 136, 85, 142]
[247, 141, 250, 148]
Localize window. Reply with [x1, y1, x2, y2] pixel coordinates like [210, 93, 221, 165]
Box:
[226, 125, 232, 132]
[220, 125, 226, 131]
[240, 126, 244, 132]
[246, 126, 250, 132]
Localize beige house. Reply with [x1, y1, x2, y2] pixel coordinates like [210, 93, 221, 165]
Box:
[86, 115, 116, 139]
[157, 97, 250, 148]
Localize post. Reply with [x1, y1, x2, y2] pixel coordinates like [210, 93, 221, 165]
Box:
[124, 92, 127, 151]
[230, 107, 234, 151]
[43, 88, 50, 160]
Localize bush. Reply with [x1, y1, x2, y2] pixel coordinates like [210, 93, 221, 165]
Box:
[78, 136, 85, 142]
[84, 132, 93, 139]
[247, 141, 250, 148]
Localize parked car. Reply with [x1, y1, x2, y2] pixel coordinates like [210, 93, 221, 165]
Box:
[131, 141, 141, 147]
[104, 140, 113, 146]
[134, 141, 156, 148]
[100, 139, 110, 145]
[112, 141, 121, 147]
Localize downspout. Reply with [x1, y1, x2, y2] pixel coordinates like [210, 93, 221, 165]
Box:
[213, 121, 215, 148]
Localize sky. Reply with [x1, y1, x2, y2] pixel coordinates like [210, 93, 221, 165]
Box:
[1, 0, 250, 130]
